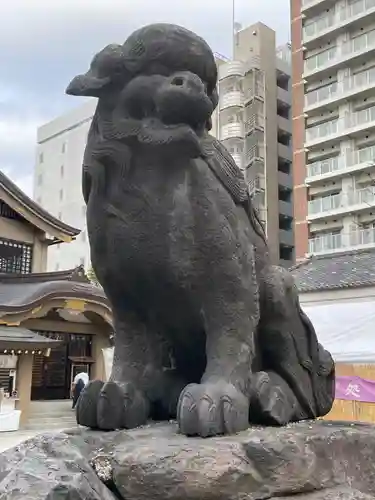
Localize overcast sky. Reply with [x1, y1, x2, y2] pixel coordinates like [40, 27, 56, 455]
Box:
[1, 0, 290, 197]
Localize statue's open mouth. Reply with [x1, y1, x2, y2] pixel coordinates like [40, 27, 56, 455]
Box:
[100, 71, 213, 157]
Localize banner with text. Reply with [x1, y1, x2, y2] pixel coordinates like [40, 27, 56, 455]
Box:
[336, 375, 375, 403]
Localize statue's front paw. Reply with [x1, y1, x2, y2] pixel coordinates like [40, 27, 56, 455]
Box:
[177, 381, 249, 437]
[76, 379, 150, 431]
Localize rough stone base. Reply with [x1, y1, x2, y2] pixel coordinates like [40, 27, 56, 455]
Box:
[1, 420, 375, 499]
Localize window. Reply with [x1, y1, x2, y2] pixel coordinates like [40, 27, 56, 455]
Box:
[278, 187, 292, 203]
[279, 245, 293, 262]
[37, 173, 43, 186]
[60, 165, 64, 177]
[59, 189, 63, 201]
[277, 102, 289, 119]
[39, 152, 44, 164]
[279, 215, 293, 231]
[0, 238, 33, 274]
[276, 73, 289, 91]
[278, 131, 290, 146]
[278, 159, 290, 175]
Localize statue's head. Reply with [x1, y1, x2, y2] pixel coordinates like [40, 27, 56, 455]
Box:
[66, 24, 218, 156]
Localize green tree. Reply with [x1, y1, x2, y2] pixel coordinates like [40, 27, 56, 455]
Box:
[86, 266, 101, 288]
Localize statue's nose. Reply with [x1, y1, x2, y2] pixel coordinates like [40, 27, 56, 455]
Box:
[171, 76, 185, 87]
[169, 72, 205, 92]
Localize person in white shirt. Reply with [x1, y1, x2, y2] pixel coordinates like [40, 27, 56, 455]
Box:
[72, 372, 89, 409]
[73, 372, 89, 386]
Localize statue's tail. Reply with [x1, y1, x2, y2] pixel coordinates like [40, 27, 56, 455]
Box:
[297, 302, 335, 416]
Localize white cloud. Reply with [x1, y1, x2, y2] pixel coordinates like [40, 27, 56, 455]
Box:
[0, 0, 290, 190]
[1, 167, 33, 198]
[1, 0, 290, 51]
[0, 119, 39, 148]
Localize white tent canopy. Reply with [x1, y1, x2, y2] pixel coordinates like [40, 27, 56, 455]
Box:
[303, 300, 375, 364]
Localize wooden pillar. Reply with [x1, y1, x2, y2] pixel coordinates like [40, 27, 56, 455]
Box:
[15, 353, 33, 425]
[92, 331, 111, 381]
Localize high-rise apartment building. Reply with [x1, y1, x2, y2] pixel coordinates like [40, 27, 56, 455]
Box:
[34, 22, 293, 271]
[291, 0, 375, 261]
[212, 23, 294, 266]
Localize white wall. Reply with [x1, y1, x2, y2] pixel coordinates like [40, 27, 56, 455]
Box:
[33, 100, 96, 271]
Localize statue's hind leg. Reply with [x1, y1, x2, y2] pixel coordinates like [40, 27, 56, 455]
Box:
[253, 265, 335, 425]
[250, 371, 298, 425]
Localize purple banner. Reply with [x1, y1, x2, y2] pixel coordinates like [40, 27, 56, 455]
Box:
[335, 376, 375, 403]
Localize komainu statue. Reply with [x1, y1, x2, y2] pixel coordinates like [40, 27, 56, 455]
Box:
[66, 23, 335, 437]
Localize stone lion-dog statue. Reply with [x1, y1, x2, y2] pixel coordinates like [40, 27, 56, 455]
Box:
[66, 23, 335, 437]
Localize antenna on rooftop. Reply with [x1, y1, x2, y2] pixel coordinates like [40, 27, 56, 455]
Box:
[232, 0, 242, 59]
[232, 0, 235, 59]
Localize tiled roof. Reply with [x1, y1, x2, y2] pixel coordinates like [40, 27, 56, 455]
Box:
[290, 249, 375, 292]
[0, 265, 89, 284]
[0, 266, 110, 319]
[0, 171, 80, 241]
[0, 326, 61, 348]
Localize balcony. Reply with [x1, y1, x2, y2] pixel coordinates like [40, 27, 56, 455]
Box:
[218, 61, 244, 80]
[301, 0, 330, 13]
[220, 123, 244, 141]
[306, 145, 375, 183]
[219, 91, 244, 110]
[307, 187, 375, 220]
[278, 171, 293, 189]
[245, 144, 264, 166]
[304, 29, 375, 78]
[304, 67, 375, 112]
[277, 115, 291, 135]
[303, 0, 375, 44]
[305, 105, 375, 148]
[231, 153, 243, 169]
[278, 143, 292, 162]
[277, 86, 291, 106]
[248, 174, 265, 196]
[279, 200, 293, 217]
[309, 228, 375, 255]
[279, 229, 294, 246]
[244, 114, 265, 135]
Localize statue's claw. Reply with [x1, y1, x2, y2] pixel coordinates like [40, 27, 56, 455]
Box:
[76, 380, 150, 430]
[177, 381, 249, 437]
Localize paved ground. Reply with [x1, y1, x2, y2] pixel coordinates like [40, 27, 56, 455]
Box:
[0, 429, 44, 452]
[0, 401, 68, 453]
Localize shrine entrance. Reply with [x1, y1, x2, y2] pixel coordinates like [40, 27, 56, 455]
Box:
[31, 331, 93, 400]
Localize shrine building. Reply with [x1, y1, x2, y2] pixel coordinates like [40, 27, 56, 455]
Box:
[0, 171, 112, 426]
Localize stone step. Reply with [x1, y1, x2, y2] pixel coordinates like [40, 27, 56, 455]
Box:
[30, 409, 75, 418]
[29, 401, 73, 417]
[30, 400, 71, 409]
[23, 417, 78, 431]
[25, 401, 78, 430]
[23, 422, 78, 431]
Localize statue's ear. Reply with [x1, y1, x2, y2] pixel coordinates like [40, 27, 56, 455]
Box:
[210, 87, 218, 110]
[65, 72, 111, 97]
[66, 44, 125, 97]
